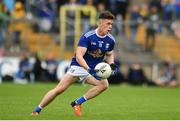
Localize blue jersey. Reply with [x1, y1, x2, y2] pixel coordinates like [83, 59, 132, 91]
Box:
[70, 29, 115, 69]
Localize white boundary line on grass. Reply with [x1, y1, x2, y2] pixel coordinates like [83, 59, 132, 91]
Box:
[0, 120, 180, 121]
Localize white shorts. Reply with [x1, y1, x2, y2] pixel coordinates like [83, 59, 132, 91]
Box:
[67, 66, 92, 82]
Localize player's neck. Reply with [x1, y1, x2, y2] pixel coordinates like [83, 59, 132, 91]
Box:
[96, 28, 107, 38]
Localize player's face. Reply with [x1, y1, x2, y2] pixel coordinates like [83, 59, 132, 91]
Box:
[98, 19, 114, 35]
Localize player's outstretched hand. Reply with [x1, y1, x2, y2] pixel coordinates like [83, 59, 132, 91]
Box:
[87, 68, 101, 80]
[110, 63, 119, 75]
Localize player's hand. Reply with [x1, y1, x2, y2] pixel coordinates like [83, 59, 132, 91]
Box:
[110, 63, 119, 75]
[87, 68, 101, 80]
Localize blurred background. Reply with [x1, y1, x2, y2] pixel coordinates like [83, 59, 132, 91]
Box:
[0, 0, 179, 87]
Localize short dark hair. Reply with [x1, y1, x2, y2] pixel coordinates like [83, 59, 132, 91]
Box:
[98, 11, 115, 20]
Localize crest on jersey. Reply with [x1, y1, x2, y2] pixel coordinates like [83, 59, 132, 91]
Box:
[98, 41, 104, 47]
[105, 43, 110, 49]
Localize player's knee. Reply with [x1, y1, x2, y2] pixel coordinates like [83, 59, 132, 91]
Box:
[101, 82, 109, 90]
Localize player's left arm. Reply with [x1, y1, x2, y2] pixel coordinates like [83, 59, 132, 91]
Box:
[105, 50, 114, 64]
[105, 50, 118, 74]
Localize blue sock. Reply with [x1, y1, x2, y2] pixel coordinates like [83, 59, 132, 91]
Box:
[75, 96, 87, 105]
[34, 105, 42, 113]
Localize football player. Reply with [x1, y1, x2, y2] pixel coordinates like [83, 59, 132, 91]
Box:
[32, 11, 117, 117]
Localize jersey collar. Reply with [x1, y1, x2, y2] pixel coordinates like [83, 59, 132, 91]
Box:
[95, 28, 107, 38]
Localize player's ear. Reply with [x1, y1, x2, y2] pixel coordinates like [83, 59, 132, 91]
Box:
[98, 19, 102, 25]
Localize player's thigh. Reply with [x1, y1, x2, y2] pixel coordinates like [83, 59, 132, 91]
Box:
[86, 76, 109, 87]
[56, 73, 77, 90]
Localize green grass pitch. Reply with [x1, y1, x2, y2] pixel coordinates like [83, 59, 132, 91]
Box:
[0, 83, 180, 120]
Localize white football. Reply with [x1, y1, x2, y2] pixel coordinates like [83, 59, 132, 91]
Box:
[95, 62, 112, 79]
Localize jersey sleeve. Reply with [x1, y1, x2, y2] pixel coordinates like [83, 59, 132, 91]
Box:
[108, 40, 115, 51]
[78, 35, 88, 48]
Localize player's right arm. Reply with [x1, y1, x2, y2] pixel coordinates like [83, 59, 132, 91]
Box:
[76, 47, 89, 70]
[76, 46, 100, 79]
